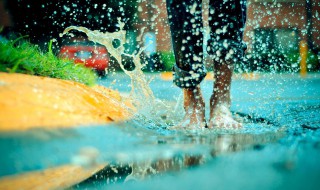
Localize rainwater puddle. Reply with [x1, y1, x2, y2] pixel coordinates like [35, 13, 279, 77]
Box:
[69, 110, 319, 190]
[64, 111, 285, 189]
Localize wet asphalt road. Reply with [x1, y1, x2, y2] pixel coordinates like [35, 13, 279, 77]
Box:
[99, 72, 320, 128]
[95, 72, 320, 190]
[1, 72, 319, 189]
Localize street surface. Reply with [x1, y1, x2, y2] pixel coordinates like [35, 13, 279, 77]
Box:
[1, 72, 320, 189]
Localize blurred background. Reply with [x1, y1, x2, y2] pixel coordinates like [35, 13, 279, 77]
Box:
[0, 0, 319, 73]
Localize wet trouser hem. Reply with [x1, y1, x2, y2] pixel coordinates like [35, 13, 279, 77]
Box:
[173, 65, 207, 89]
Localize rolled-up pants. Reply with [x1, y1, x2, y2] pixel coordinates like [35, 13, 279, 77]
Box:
[166, 0, 247, 88]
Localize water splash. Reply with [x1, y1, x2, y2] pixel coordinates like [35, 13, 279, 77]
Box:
[62, 21, 175, 129]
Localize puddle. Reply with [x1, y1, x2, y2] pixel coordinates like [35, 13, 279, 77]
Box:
[63, 110, 286, 188]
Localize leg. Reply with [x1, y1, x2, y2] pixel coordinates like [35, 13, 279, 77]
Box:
[180, 85, 206, 129]
[166, 0, 206, 129]
[207, 0, 247, 128]
[209, 62, 241, 128]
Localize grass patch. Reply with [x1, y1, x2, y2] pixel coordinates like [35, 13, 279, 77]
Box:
[0, 40, 97, 86]
[159, 51, 175, 71]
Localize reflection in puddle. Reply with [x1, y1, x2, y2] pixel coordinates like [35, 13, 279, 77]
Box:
[74, 120, 285, 188]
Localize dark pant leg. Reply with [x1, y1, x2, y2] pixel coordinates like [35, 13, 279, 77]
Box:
[207, 0, 247, 63]
[166, 0, 206, 88]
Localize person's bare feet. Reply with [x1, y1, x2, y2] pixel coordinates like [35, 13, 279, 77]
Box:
[208, 63, 242, 129]
[171, 86, 206, 130]
[208, 104, 242, 128]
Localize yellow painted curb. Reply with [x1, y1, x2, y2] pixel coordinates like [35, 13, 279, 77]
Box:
[160, 72, 259, 81]
[160, 72, 214, 81]
[0, 72, 134, 131]
[160, 72, 174, 81]
[0, 164, 106, 190]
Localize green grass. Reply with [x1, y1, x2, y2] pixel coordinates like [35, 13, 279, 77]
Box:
[0, 40, 97, 86]
[159, 51, 175, 71]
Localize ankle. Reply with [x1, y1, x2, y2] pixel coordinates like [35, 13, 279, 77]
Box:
[183, 87, 205, 113]
[210, 94, 230, 107]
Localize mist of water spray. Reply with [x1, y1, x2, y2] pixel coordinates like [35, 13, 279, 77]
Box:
[62, 20, 177, 129]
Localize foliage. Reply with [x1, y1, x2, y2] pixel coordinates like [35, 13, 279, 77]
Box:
[159, 52, 175, 71]
[158, 50, 319, 73]
[286, 50, 319, 71]
[0, 40, 97, 86]
[244, 50, 319, 73]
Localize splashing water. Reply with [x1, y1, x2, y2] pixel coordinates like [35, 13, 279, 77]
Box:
[62, 21, 176, 129]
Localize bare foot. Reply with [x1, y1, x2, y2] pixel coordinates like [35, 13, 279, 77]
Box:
[208, 62, 242, 129]
[208, 104, 242, 129]
[170, 86, 206, 130]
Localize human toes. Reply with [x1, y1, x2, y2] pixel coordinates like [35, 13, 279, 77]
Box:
[208, 117, 242, 129]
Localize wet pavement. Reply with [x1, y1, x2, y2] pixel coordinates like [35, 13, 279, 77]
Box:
[78, 72, 320, 189]
[1, 72, 320, 189]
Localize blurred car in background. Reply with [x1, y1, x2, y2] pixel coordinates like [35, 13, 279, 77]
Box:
[59, 40, 109, 76]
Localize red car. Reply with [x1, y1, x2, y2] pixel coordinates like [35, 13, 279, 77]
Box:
[59, 41, 109, 76]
